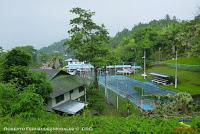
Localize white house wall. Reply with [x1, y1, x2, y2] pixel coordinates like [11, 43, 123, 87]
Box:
[51, 88, 85, 107]
[71, 88, 84, 100]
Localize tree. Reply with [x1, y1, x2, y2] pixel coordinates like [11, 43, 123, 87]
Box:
[2, 66, 32, 90]
[4, 48, 31, 68]
[2, 48, 52, 101]
[0, 46, 3, 53]
[0, 47, 6, 81]
[67, 7, 109, 87]
[15, 46, 38, 66]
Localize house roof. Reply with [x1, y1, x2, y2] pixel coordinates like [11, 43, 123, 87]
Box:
[50, 75, 84, 98]
[32, 69, 58, 80]
[32, 69, 84, 98]
[149, 72, 171, 78]
[32, 69, 70, 80]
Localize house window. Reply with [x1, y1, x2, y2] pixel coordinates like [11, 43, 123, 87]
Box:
[55, 94, 64, 104]
[70, 90, 73, 94]
[79, 86, 84, 92]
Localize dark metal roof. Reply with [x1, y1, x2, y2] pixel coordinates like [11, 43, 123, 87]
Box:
[149, 72, 172, 78]
[32, 69, 58, 80]
[33, 69, 84, 98]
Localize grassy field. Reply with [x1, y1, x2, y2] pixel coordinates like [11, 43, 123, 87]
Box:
[164, 57, 200, 65]
[1, 113, 200, 134]
[129, 65, 200, 95]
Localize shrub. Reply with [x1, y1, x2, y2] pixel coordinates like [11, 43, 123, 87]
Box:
[0, 83, 18, 116]
[87, 84, 105, 115]
[154, 92, 195, 116]
[11, 90, 44, 118]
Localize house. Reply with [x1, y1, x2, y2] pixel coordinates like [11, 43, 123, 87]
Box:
[33, 69, 87, 115]
[65, 58, 84, 65]
[65, 58, 94, 76]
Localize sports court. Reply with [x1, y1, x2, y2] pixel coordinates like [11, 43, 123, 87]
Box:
[98, 75, 175, 111]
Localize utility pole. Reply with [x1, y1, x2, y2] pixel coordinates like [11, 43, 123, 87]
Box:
[142, 50, 147, 80]
[175, 50, 178, 89]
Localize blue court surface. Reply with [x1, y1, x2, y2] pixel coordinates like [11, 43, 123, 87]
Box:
[98, 75, 175, 111]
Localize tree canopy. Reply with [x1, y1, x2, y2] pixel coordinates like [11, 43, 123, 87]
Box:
[110, 15, 200, 67]
[67, 7, 110, 87]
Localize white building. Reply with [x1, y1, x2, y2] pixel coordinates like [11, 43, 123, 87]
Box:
[65, 58, 94, 75]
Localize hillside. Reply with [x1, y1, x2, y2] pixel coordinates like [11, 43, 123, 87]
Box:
[165, 57, 200, 65]
[39, 39, 73, 57]
[109, 15, 200, 66]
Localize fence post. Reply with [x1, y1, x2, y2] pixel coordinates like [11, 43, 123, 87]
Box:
[117, 95, 119, 109]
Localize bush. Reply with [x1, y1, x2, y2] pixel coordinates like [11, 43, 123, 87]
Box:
[0, 83, 18, 116]
[154, 92, 195, 116]
[87, 84, 105, 115]
[11, 90, 44, 118]
[26, 72, 52, 103]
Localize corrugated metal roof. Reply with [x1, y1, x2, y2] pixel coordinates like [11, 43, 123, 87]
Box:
[106, 65, 132, 68]
[67, 64, 94, 70]
[132, 66, 142, 69]
[149, 72, 171, 78]
[52, 100, 86, 114]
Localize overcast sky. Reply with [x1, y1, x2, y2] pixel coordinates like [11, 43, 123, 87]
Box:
[0, 0, 199, 50]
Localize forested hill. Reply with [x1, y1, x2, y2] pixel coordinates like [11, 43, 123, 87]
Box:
[109, 15, 200, 65]
[39, 15, 200, 66]
[39, 39, 67, 55]
[110, 15, 178, 48]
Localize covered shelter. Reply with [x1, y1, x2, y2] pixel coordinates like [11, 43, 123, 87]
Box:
[52, 100, 86, 115]
[149, 72, 175, 86]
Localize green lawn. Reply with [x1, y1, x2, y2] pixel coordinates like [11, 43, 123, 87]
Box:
[164, 57, 200, 65]
[129, 65, 200, 95]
